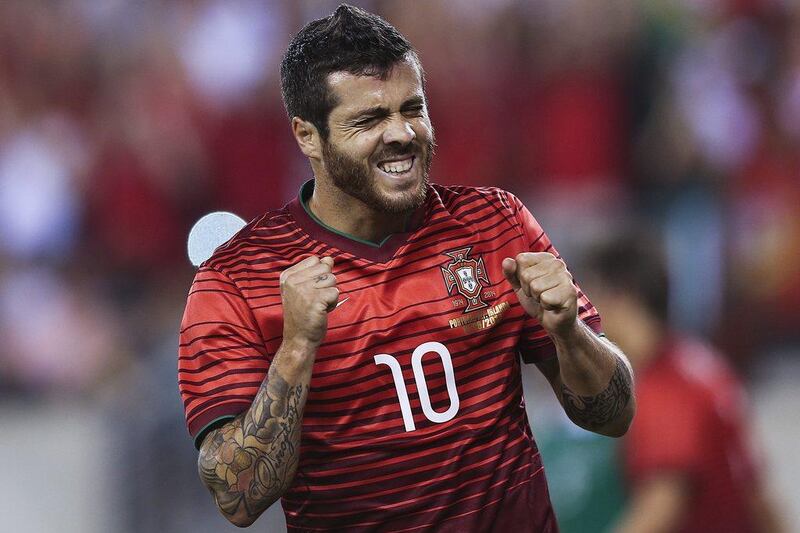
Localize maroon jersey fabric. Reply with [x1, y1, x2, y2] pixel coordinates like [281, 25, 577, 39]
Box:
[179, 181, 601, 531]
[624, 337, 761, 533]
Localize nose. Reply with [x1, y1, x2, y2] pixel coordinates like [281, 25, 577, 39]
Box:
[382, 115, 416, 146]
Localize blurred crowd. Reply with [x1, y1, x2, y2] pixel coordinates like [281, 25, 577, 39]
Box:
[1, 0, 799, 531]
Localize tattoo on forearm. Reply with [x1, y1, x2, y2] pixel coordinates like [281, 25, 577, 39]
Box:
[561, 356, 632, 431]
[198, 366, 307, 521]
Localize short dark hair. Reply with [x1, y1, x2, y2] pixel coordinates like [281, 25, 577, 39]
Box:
[280, 4, 419, 140]
[582, 234, 670, 323]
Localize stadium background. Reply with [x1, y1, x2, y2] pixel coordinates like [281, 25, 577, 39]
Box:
[1, 0, 799, 531]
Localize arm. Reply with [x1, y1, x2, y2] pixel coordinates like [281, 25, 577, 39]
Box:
[749, 484, 786, 533]
[534, 324, 634, 437]
[198, 340, 313, 527]
[197, 256, 339, 527]
[613, 473, 689, 533]
[504, 253, 635, 437]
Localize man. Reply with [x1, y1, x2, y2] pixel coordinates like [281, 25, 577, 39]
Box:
[580, 237, 783, 533]
[178, 5, 634, 531]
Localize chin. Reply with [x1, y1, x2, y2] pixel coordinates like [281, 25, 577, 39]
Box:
[372, 178, 427, 214]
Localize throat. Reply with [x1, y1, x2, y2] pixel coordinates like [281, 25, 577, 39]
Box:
[306, 187, 410, 246]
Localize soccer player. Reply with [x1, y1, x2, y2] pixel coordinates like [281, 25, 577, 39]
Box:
[178, 5, 635, 531]
[581, 238, 784, 533]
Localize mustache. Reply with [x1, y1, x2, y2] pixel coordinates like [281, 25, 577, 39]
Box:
[373, 138, 434, 162]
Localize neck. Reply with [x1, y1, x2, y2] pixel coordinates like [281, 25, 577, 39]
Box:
[308, 178, 408, 244]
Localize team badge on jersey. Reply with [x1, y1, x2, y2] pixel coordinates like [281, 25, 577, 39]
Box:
[441, 247, 490, 312]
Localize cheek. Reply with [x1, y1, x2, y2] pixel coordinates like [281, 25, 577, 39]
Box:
[351, 134, 383, 163]
[415, 119, 433, 141]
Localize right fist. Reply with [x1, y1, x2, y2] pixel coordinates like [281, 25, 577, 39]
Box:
[280, 255, 339, 346]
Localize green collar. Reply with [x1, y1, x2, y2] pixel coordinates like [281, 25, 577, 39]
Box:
[298, 180, 396, 248]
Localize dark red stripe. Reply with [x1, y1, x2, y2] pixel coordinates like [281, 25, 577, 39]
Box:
[300, 379, 523, 450]
[179, 320, 257, 334]
[302, 364, 515, 432]
[179, 332, 257, 348]
[178, 341, 266, 361]
[179, 366, 267, 388]
[179, 354, 266, 375]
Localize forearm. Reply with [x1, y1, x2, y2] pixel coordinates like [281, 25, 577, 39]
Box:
[613, 474, 689, 533]
[552, 320, 635, 437]
[197, 339, 315, 527]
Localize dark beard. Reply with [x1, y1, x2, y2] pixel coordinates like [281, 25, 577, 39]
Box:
[321, 135, 434, 215]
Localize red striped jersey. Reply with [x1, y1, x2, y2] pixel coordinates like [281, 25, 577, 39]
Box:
[179, 180, 601, 532]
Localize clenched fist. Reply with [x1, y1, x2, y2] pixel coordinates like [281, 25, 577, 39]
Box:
[502, 252, 578, 337]
[280, 255, 340, 347]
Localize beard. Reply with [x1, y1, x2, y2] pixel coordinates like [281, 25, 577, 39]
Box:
[321, 133, 435, 215]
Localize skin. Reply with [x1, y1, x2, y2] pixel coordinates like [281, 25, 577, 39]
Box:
[198, 55, 635, 527]
[292, 56, 434, 243]
[614, 474, 690, 533]
[197, 56, 434, 528]
[197, 256, 339, 527]
[502, 254, 635, 437]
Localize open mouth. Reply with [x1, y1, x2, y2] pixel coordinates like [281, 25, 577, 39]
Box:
[377, 156, 415, 176]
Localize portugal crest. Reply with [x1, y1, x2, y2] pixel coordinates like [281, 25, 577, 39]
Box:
[441, 247, 490, 312]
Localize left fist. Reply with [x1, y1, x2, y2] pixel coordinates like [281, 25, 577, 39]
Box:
[502, 252, 578, 337]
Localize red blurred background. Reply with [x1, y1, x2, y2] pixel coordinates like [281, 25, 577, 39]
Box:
[0, 1, 798, 531]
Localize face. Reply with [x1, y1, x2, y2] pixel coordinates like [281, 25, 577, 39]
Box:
[321, 58, 435, 214]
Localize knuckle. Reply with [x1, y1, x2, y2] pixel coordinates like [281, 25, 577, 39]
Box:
[541, 291, 558, 306]
[517, 252, 536, 265]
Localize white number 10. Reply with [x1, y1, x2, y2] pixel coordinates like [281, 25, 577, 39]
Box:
[374, 341, 460, 432]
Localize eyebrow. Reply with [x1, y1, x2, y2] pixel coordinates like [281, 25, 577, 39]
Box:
[347, 106, 389, 122]
[400, 95, 425, 109]
[346, 95, 425, 123]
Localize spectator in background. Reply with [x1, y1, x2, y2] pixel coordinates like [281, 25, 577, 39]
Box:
[580, 235, 784, 533]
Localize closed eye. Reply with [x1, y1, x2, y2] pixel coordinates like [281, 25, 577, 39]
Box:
[402, 105, 424, 117]
[354, 115, 382, 128]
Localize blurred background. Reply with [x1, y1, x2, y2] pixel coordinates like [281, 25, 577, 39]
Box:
[1, 0, 798, 531]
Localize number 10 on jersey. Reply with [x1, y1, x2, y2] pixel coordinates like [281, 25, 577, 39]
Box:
[374, 341, 460, 432]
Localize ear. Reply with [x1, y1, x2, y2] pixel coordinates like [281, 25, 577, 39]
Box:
[291, 117, 322, 160]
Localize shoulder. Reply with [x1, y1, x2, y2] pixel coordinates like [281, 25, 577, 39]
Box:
[671, 338, 740, 388]
[203, 208, 297, 275]
[431, 183, 521, 216]
[640, 337, 743, 409]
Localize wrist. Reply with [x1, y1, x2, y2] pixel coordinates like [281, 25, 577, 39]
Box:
[274, 338, 317, 382]
[281, 335, 319, 357]
[277, 336, 319, 377]
[550, 318, 584, 347]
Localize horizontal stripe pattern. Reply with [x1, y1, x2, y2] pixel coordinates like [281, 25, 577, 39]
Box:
[178, 184, 599, 531]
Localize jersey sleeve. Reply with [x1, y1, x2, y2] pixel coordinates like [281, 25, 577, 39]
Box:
[503, 192, 602, 364]
[624, 384, 707, 484]
[178, 266, 271, 449]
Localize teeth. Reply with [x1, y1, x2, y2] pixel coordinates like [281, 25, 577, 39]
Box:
[379, 158, 413, 174]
